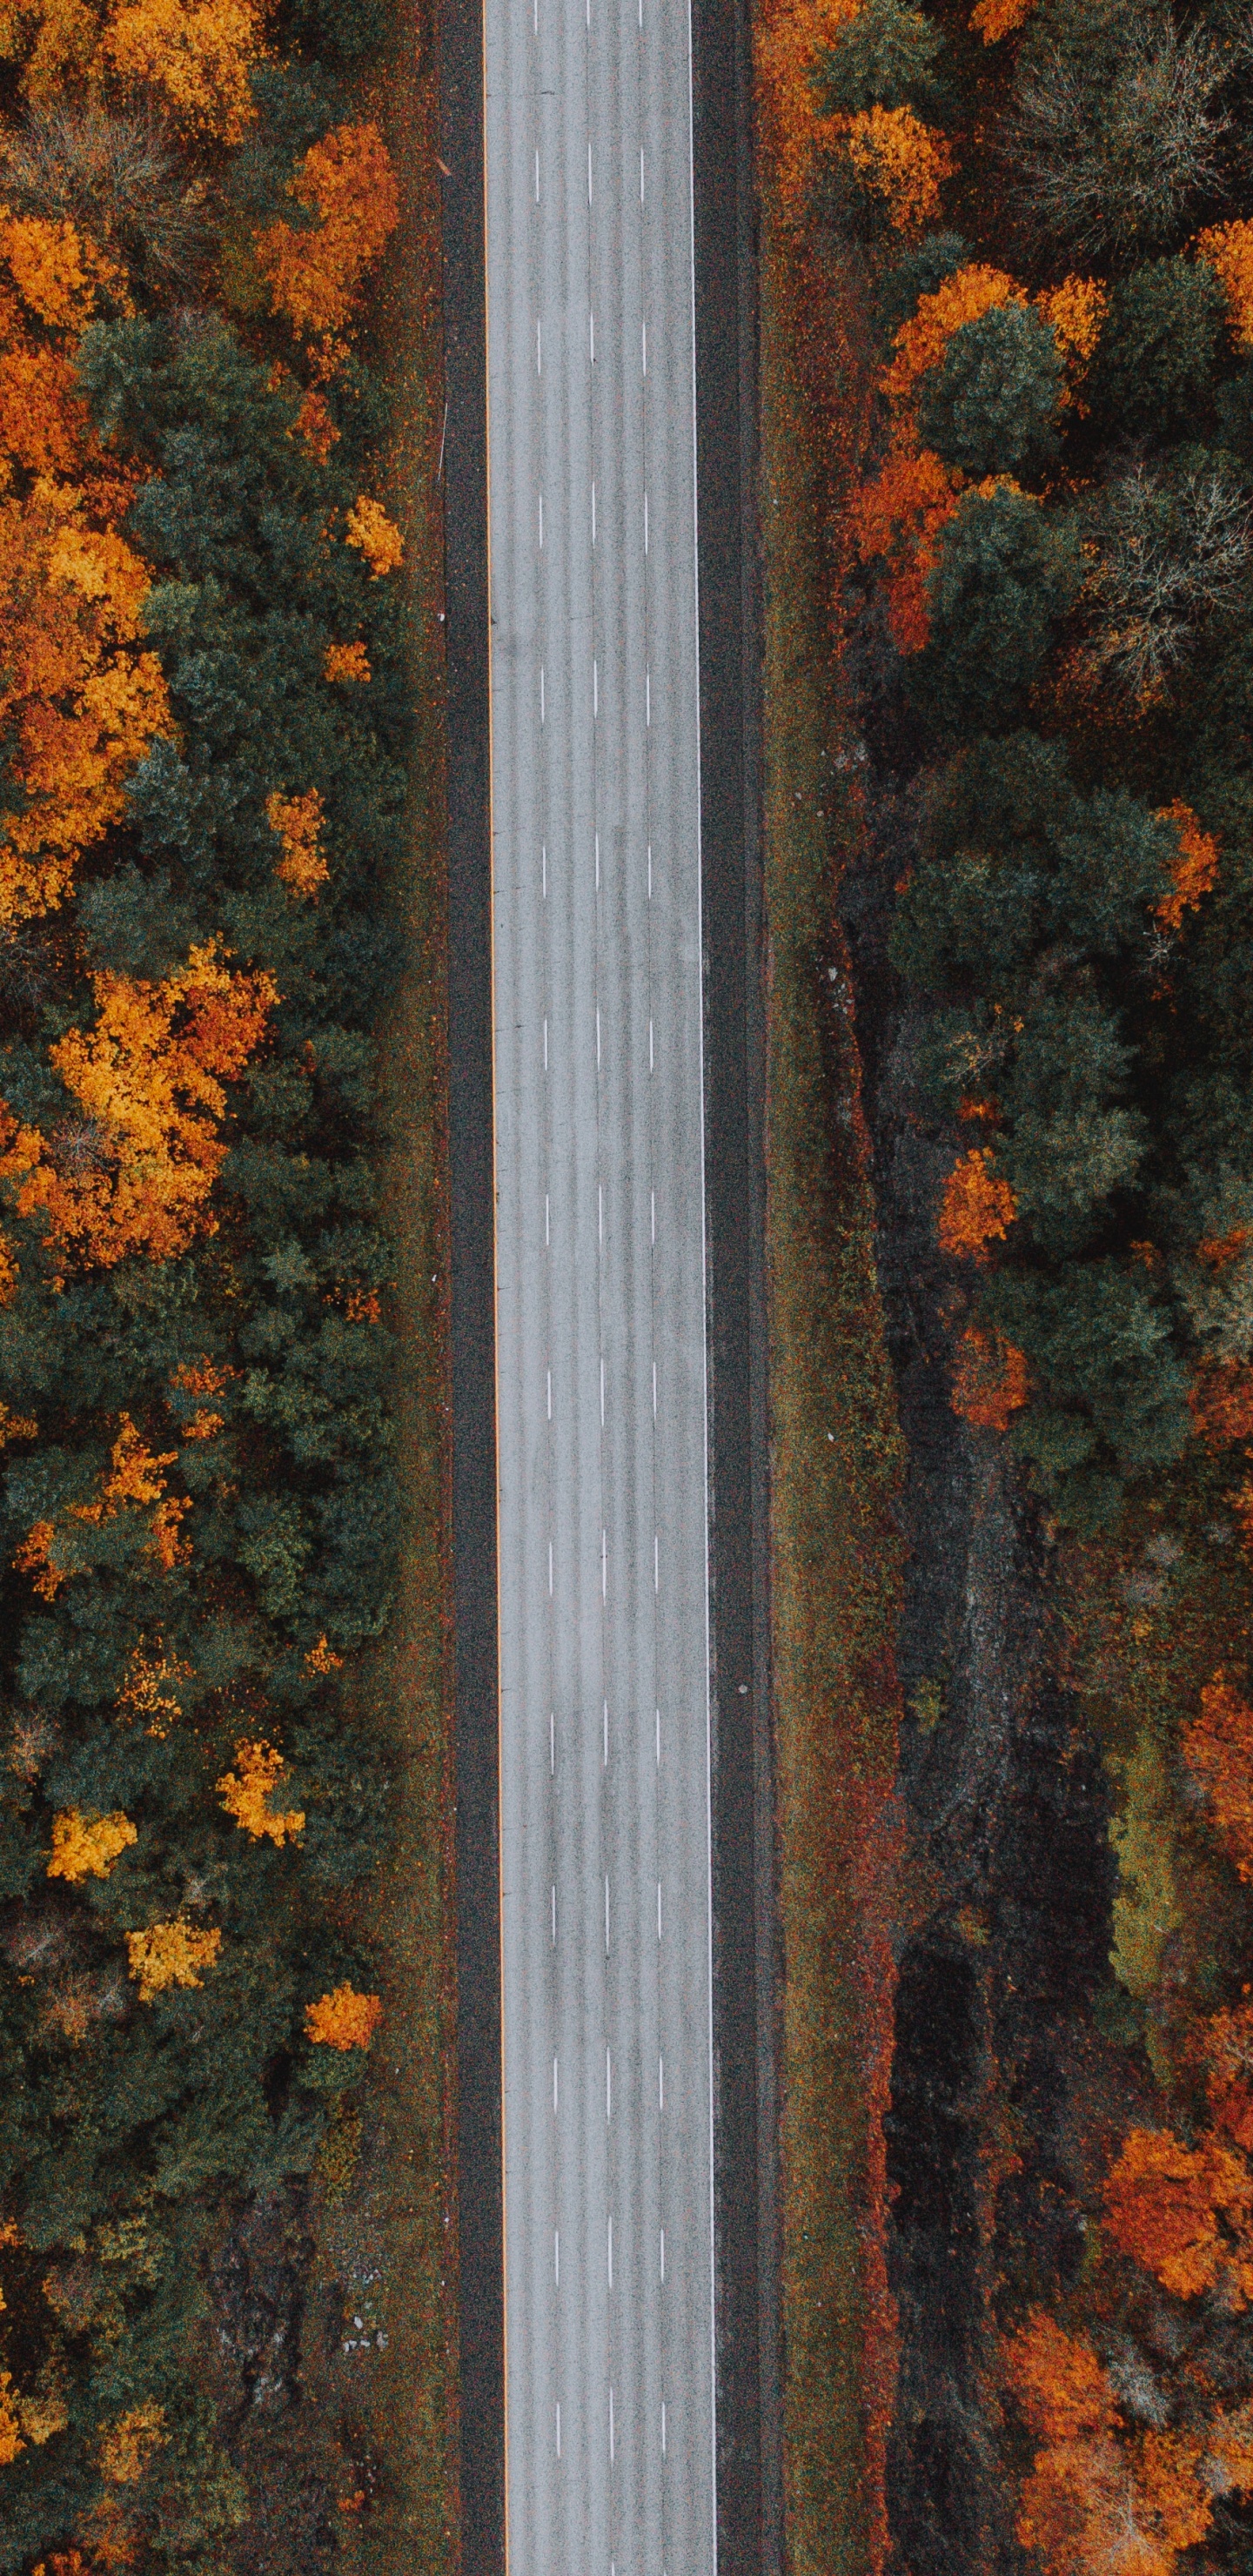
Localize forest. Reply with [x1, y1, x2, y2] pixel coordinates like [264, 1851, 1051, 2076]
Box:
[754, 1, 1253, 2570]
[0, 2, 417, 2566]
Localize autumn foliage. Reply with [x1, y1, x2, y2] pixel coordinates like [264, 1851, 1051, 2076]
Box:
[938, 1147, 1017, 1261]
[0, 939, 277, 1269]
[305, 1983, 382, 2049]
[1154, 800, 1219, 931]
[216, 1737, 305, 1845]
[258, 121, 399, 345]
[1183, 1674, 1253, 1882]
[124, 1918, 221, 2002]
[951, 1326, 1030, 1430]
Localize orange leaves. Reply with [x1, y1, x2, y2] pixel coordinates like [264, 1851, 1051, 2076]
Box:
[124, 1919, 219, 2002]
[345, 493, 403, 577]
[1006, 2313, 1219, 2576]
[266, 787, 326, 897]
[1103, 2123, 1253, 2301]
[884, 263, 1020, 411]
[47, 1808, 136, 1882]
[1197, 219, 1253, 352]
[1154, 800, 1219, 932]
[0, 480, 171, 924]
[951, 1327, 1030, 1432]
[116, 1637, 190, 1735]
[754, 0, 861, 212]
[101, 0, 268, 141]
[1, 939, 276, 1269]
[257, 121, 399, 342]
[848, 443, 961, 649]
[969, 0, 1035, 38]
[1183, 1673, 1253, 1882]
[937, 1148, 1016, 1261]
[217, 1738, 305, 1844]
[0, 208, 129, 331]
[14, 1413, 189, 1597]
[1008, 2314, 1117, 2446]
[0, 2369, 22, 2465]
[305, 1983, 381, 2049]
[1188, 1361, 1253, 1448]
[324, 639, 369, 684]
[840, 104, 954, 233]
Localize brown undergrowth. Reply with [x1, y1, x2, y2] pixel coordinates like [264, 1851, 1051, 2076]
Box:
[759, 171, 907, 2576]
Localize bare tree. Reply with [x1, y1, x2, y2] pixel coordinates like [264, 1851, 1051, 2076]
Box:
[0, 102, 210, 298]
[1082, 463, 1253, 701]
[1008, 3, 1230, 258]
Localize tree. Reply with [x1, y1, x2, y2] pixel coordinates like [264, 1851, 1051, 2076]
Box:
[344, 490, 403, 575]
[305, 1982, 380, 2049]
[257, 120, 399, 344]
[1154, 802, 1218, 932]
[216, 1738, 305, 1843]
[1008, 0, 1230, 258]
[0, 480, 171, 926]
[100, 0, 268, 144]
[848, 443, 961, 649]
[0, 939, 277, 1269]
[47, 1808, 136, 1881]
[883, 259, 1019, 411]
[0, 102, 209, 297]
[1081, 463, 1252, 706]
[1102, 2123, 1253, 2302]
[937, 1147, 1016, 1260]
[812, 0, 944, 115]
[997, 994, 1144, 1257]
[266, 786, 327, 896]
[915, 484, 1082, 735]
[1092, 258, 1227, 441]
[1183, 1674, 1253, 1883]
[1198, 218, 1253, 352]
[919, 299, 1062, 480]
[950, 1325, 1029, 1429]
[124, 1919, 221, 2001]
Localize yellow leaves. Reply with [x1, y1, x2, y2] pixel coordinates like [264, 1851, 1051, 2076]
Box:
[0, 1401, 37, 1444]
[0, 478, 171, 925]
[47, 1808, 136, 1882]
[305, 1634, 343, 1674]
[0, 207, 128, 329]
[266, 787, 327, 897]
[937, 1148, 1017, 1262]
[840, 104, 954, 233]
[97, 2398, 166, 2481]
[305, 1983, 382, 2049]
[1155, 799, 1219, 931]
[1037, 274, 1107, 373]
[1, 938, 277, 1268]
[0, 2368, 22, 2465]
[101, 0, 268, 141]
[117, 1637, 190, 1735]
[217, 1737, 305, 1844]
[257, 120, 398, 340]
[1197, 218, 1253, 351]
[124, 1919, 220, 2002]
[324, 639, 370, 684]
[17, 2389, 67, 2445]
[345, 493, 403, 577]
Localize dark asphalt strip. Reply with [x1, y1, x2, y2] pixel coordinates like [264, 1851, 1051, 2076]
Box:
[690, 0, 781, 2569]
[439, 0, 506, 2564]
[439, 0, 779, 2554]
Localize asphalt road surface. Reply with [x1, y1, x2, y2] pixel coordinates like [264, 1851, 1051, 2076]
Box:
[485, 0, 716, 2554]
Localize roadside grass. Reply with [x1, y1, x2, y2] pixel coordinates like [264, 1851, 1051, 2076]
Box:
[759, 205, 906, 2576]
[296, 14, 457, 2569]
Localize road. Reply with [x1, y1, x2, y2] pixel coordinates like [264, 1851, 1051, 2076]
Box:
[484, 0, 716, 2553]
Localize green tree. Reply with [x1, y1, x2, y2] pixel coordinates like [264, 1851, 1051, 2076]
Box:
[1092, 257, 1228, 441]
[914, 486, 1081, 735]
[919, 299, 1062, 482]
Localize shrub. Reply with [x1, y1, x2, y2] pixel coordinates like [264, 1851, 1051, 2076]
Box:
[917, 298, 1062, 480]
